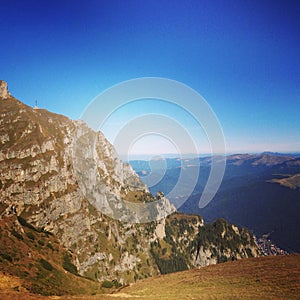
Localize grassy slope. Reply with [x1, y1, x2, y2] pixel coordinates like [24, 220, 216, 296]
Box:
[1, 255, 299, 299]
[0, 214, 103, 297]
[269, 174, 300, 189]
[114, 254, 300, 300]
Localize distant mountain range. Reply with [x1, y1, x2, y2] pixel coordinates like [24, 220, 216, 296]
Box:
[131, 153, 300, 252]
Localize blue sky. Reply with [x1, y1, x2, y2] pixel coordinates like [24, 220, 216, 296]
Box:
[1, 0, 299, 155]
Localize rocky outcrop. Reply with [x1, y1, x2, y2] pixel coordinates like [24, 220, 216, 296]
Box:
[0, 80, 10, 99]
[0, 82, 260, 284]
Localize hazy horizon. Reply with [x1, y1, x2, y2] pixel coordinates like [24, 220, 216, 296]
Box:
[121, 151, 300, 162]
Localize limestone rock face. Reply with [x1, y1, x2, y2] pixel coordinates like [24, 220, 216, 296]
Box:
[0, 85, 260, 283]
[0, 80, 10, 99]
[0, 90, 175, 282]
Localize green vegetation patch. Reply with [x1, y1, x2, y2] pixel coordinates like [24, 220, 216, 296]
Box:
[102, 279, 122, 289]
[11, 229, 23, 240]
[39, 258, 54, 271]
[0, 252, 13, 262]
[62, 253, 78, 275]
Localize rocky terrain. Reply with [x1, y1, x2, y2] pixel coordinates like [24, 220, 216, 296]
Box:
[0, 80, 260, 296]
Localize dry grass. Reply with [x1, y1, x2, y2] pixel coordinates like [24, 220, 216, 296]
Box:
[0, 272, 45, 300]
[111, 254, 300, 300]
[2, 255, 298, 300]
[0, 215, 103, 297]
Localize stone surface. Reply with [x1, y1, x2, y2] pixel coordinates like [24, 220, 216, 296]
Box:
[0, 80, 10, 99]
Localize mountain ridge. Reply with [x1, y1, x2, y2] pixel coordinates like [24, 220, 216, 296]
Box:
[130, 152, 300, 252]
[0, 80, 259, 296]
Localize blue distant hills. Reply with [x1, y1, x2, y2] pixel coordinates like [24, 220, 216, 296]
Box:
[130, 153, 300, 252]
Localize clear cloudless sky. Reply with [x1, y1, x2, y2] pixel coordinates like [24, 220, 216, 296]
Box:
[0, 0, 299, 155]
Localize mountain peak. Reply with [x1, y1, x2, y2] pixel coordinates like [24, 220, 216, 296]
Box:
[0, 80, 10, 99]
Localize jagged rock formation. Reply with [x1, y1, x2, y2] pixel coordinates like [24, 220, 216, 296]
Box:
[0, 80, 260, 285]
[0, 80, 10, 99]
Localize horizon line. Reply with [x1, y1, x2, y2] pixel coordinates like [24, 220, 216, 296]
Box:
[120, 151, 300, 161]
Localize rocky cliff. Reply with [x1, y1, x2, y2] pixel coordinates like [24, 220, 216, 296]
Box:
[0, 80, 10, 99]
[0, 80, 260, 288]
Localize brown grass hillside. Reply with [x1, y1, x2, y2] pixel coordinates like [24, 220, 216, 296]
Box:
[0, 214, 103, 297]
[1, 255, 299, 299]
[111, 254, 300, 300]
